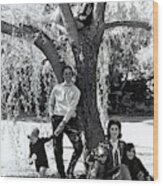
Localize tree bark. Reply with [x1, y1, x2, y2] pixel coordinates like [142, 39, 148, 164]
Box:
[59, 4, 79, 47]
[72, 31, 105, 150]
[93, 2, 106, 24]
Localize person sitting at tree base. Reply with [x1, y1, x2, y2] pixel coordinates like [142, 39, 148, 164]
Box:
[86, 120, 131, 180]
[123, 143, 153, 181]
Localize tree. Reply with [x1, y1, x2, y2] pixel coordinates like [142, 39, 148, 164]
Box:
[1, 2, 152, 151]
[100, 29, 153, 115]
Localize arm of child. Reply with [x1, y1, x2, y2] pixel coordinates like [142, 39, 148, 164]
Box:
[29, 144, 34, 165]
[137, 158, 149, 178]
[29, 143, 33, 158]
[41, 135, 56, 143]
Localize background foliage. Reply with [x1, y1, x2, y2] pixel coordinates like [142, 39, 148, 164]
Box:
[1, 2, 154, 120]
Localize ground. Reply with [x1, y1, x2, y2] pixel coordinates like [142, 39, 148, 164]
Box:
[0, 118, 153, 178]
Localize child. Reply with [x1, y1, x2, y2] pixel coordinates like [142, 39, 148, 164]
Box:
[28, 127, 54, 177]
[86, 142, 109, 179]
[124, 143, 153, 181]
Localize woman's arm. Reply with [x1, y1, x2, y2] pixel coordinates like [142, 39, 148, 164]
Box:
[49, 87, 56, 117]
[63, 88, 81, 123]
[54, 87, 81, 136]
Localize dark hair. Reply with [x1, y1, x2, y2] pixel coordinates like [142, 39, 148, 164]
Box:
[62, 65, 74, 76]
[124, 143, 136, 161]
[107, 120, 122, 139]
[27, 127, 40, 139]
[126, 143, 135, 152]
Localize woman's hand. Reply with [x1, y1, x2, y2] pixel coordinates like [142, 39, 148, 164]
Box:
[29, 158, 33, 165]
[54, 121, 66, 137]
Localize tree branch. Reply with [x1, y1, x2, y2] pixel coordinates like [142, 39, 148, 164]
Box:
[58, 4, 79, 47]
[1, 20, 38, 37]
[92, 3, 106, 50]
[104, 20, 151, 31]
[1, 20, 64, 83]
[93, 2, 106, 25]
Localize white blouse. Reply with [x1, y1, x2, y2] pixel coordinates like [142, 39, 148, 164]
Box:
[49, 82, 81, 123]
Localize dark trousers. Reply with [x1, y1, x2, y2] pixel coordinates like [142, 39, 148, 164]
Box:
[51, 115, 83, 178]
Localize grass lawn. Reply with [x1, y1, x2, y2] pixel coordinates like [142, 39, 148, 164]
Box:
[0, 117, 154, 178]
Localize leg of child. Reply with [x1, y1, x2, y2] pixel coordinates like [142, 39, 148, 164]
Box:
[39, 167, 47, 178]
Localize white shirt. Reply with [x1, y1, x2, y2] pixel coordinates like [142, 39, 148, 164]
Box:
[110, 139, 121, 167]
[49, 82, 81, 123]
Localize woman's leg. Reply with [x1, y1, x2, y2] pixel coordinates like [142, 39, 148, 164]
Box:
[51, 116, 66, 178]
[64, 122, 83, 178]
[53, 133, 66, 178]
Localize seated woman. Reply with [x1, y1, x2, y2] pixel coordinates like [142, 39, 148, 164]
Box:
[104, 120, 131, 180]
[86, 120, 131, 180]
[123, 143, 153, 181]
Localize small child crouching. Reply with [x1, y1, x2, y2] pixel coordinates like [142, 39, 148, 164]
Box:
[28, 127, 54, 177]
[124, 143, 153, 181]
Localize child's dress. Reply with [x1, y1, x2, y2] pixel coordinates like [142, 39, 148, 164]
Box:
[124, 156, 150, 180]
[29, 137, 51, 172]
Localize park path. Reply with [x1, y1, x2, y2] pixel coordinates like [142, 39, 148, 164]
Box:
[0, 119, 153, 177]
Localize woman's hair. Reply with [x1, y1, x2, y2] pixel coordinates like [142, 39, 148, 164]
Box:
[124, 143, 136, 161]
[107, 120, 122, 139]
[126, 143, 135, 152]
[62, 65, 74, 76]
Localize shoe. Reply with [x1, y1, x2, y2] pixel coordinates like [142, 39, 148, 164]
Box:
[58, 172, 66, 179]
[60, 174, 67, 179]
[67, 172, 75, 179]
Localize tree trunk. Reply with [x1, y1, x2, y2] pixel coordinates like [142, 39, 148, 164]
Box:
[73, 30, 105, 150]
[34, 33, 65, 83]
